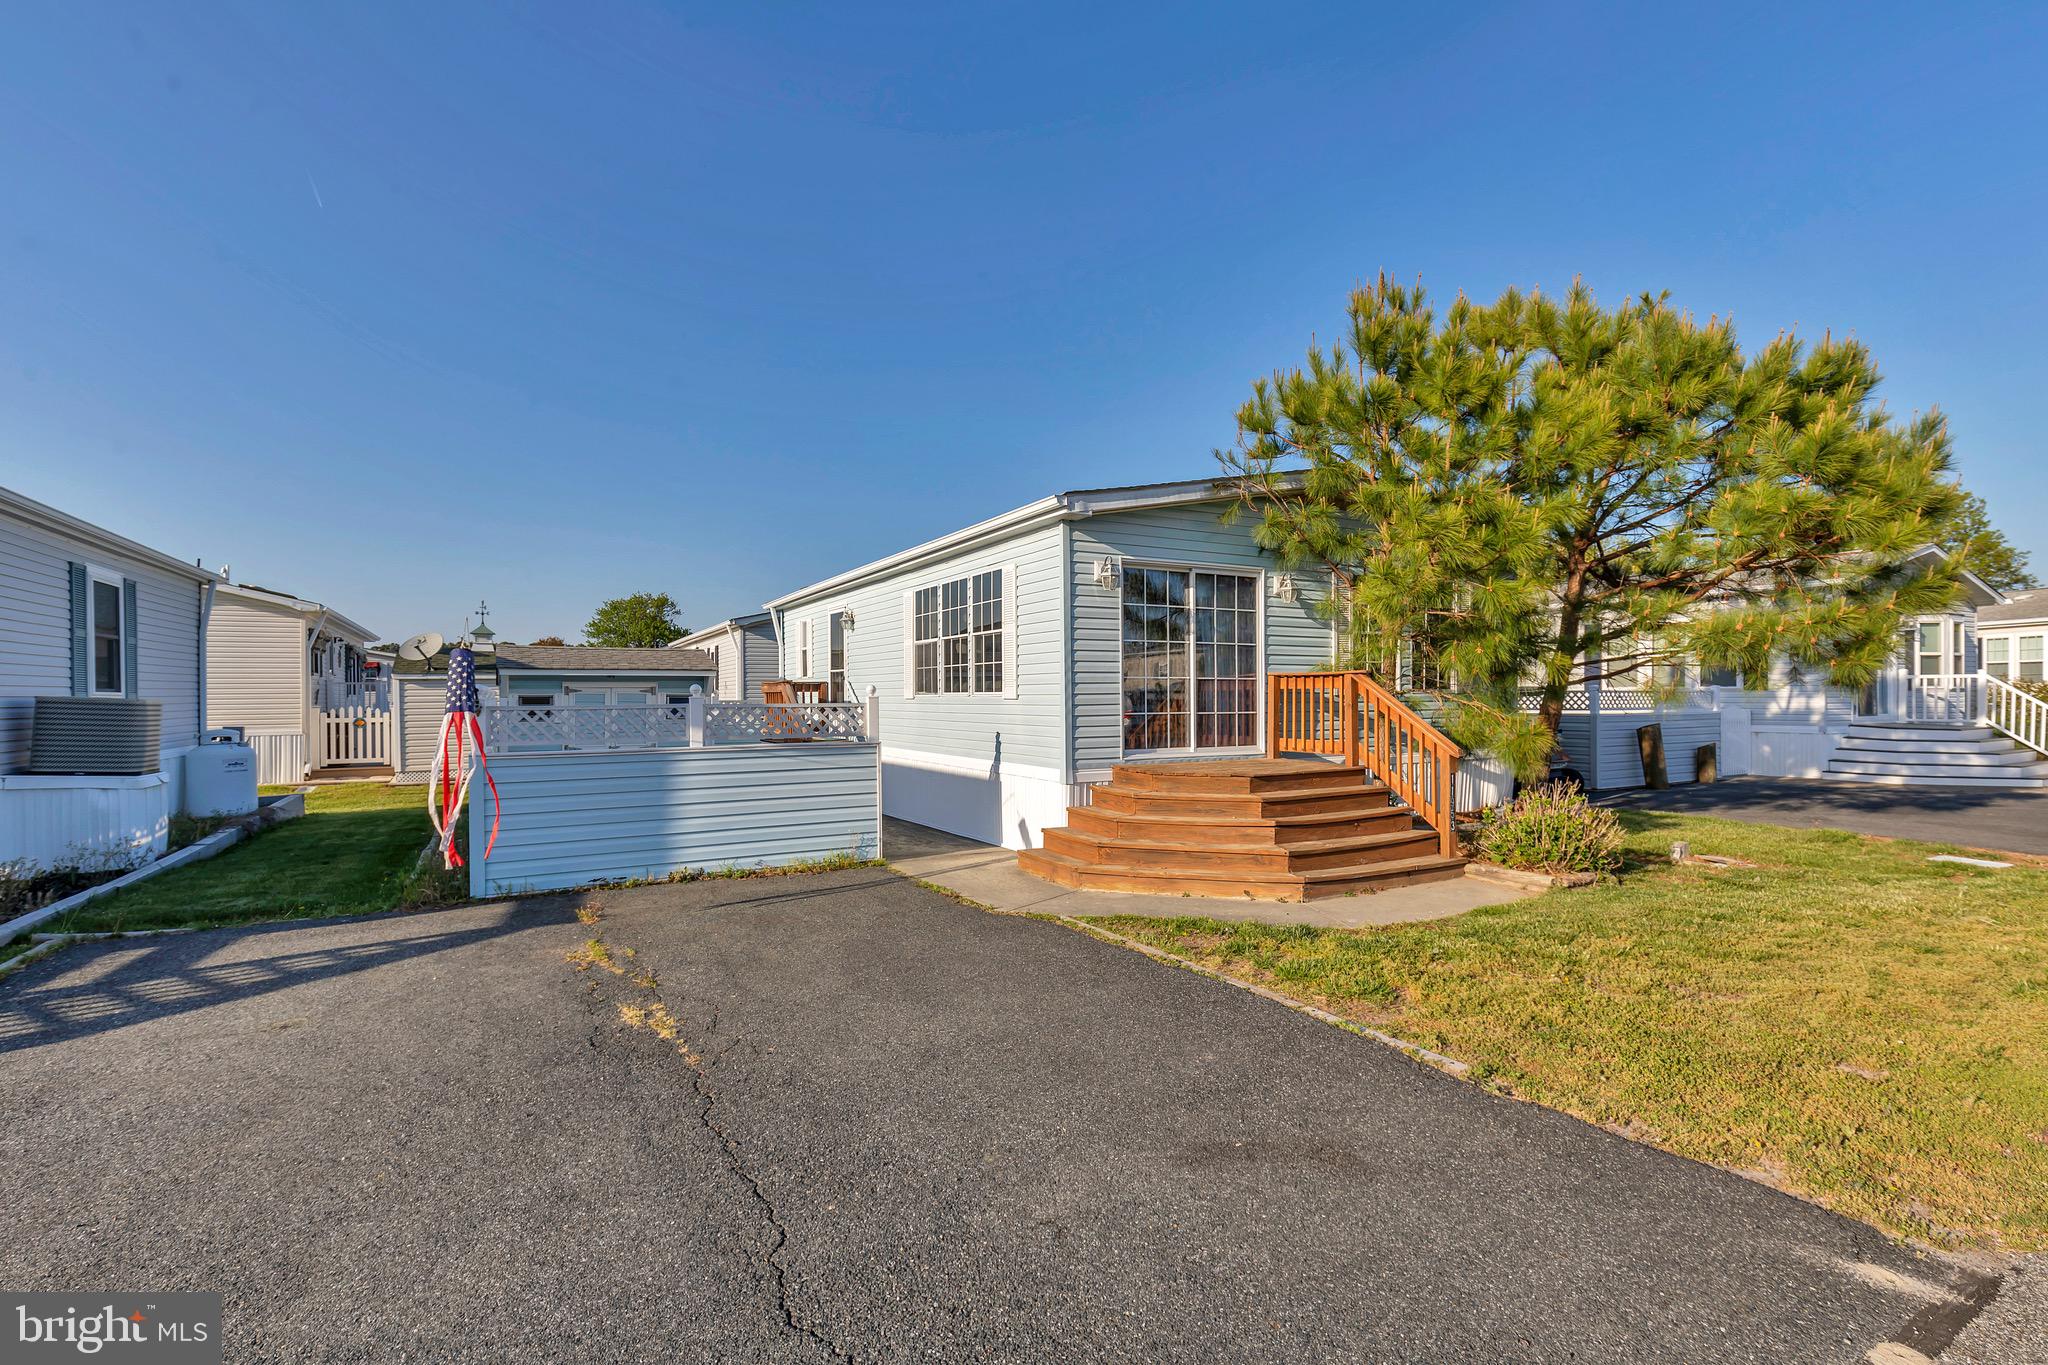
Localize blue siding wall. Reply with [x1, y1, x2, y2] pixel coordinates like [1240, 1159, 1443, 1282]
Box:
[775, 521, 1068, 774]
[470, 743, 880, 897]
[1068, 501, 1336, 775]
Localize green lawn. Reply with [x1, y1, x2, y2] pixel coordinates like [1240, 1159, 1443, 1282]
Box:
[41, 783, 465, 935]
[1083, 811, 2048, 1252]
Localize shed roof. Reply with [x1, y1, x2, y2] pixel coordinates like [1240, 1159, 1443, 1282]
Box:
[494, 644, 717, 674]
[217, 581, 377, 644]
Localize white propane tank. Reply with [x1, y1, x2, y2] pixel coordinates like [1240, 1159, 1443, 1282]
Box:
[186, 729, 259, 817]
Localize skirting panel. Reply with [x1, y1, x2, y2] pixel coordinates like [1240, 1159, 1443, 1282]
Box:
[882, 749, 1070, 851]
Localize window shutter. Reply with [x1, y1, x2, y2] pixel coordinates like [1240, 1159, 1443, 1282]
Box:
[68, 562, 88, 696]
[123, 578, 139, 697]
[1001, 563, 1018, 700]
[901, 590, 916, 698]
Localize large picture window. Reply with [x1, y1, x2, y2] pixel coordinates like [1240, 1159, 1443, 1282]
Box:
[913, 569, 1002, 695]
[1121, 566, 1258, 751]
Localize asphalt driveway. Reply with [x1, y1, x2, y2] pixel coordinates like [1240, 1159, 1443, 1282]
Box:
[0, 869, 2000, 1362]
[1598, 776, 2048, 855]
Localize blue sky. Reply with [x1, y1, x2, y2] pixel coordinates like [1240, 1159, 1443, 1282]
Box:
[1, 3, 2042, 643]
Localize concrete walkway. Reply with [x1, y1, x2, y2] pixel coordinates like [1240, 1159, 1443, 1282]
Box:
[884, 817, 1534, 926]
[1598, 777, 2048, 857]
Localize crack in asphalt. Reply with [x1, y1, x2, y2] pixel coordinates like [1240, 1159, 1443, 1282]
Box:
[572, 936, 854, 1365]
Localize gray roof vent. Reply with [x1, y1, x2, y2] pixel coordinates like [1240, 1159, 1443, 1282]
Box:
[29, 697, 162, 776]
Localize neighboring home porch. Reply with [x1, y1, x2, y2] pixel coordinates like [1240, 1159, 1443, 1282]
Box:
[205, 582, 380, 785]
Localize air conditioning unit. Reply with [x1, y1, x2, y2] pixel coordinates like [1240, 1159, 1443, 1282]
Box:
[29, 696, 163, 776]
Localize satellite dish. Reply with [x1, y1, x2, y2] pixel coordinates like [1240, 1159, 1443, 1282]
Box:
[397, 631, 445, 663]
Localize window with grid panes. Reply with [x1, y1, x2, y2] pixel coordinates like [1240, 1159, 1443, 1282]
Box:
[913, 570, 1002, 694]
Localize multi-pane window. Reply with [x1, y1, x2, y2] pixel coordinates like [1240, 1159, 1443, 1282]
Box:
[1916, 621, 1942, 677]
[2021, 635, 2044, 682]
[1986, 638, 2010, 680]
[1121, 566, 1258, 751]
[913, 570, 1002, 695]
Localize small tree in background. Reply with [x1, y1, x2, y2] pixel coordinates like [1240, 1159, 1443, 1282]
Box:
[1936, 491, 2033, 593]
[1223, 276, 1973, 775]
[583, 593, 685, 649]
[529, 635, 567, 647]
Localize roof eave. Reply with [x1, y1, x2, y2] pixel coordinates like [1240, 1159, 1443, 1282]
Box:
[0, 484, 218, 585]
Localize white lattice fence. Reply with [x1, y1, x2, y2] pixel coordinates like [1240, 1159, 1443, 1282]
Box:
[483, 696, 873, 752]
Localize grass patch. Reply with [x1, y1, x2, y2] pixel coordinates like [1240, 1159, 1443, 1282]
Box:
[1083, 810, 2048, 1251]
[42, 782, 463, 935]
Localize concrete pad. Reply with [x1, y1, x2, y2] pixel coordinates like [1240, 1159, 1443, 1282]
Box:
[884, 817, 1534, 927]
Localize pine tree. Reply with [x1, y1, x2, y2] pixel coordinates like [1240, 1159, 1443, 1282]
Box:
[1222, 277, 1972, 775]
[1936, 491, 2032, 592]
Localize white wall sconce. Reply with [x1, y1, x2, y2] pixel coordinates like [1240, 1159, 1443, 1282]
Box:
[1092, 557, 1122, 590]
[1271, 573, 1299, 604]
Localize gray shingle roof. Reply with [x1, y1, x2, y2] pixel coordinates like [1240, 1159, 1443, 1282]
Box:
[493, 644, 717, 673]
[1978, 588, 2048, 626]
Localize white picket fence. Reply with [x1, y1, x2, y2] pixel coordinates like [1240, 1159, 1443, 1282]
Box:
[317, 704, 393, 769]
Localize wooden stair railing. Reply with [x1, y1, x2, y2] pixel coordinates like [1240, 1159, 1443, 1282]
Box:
[1266, 672, 1461, 859]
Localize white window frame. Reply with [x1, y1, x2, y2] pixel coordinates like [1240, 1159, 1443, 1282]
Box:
[1985, 637, 2010, 680]
[1118, 559, 1265, 757]
[796, 618, 812, 679]
[2020, 634, 2044, 683]
[85, 562, 126, 698]
[910, 569, 1008, 697]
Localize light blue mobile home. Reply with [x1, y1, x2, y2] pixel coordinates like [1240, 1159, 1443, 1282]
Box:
[766, 478, 1338, 849]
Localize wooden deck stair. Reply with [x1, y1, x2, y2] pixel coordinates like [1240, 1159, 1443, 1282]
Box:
[1018, 759, 1467, 901]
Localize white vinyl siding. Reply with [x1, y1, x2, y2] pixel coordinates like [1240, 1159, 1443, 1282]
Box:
[0, 504, 205, 773]
[776, 522, 1064, 773]
[205, 592, 311, 735]
[740, 622, 778, 702]
[1068, 501, 1330, 774]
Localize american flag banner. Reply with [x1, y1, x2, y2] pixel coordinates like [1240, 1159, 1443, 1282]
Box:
[427, 645, 500, 869]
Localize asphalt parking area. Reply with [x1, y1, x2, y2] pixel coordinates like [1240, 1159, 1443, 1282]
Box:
[1599, 775, 2048, 856]
[0, 868, 2001, 1362]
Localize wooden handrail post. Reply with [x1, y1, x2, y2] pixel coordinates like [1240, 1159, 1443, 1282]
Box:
[1440, 750, 1459, 859]
[1265, 674, 1279, 758]
[1341, 673, 1359, 769]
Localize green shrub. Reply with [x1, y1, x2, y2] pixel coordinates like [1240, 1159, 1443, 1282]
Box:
[2012, 678, 2048, 705]
[1475, 783, 1623, 876]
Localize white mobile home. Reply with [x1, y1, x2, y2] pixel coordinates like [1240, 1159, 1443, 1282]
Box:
[1974, 587, 2046, 686]
[766, 478, 1338, 850]
[673, 613, 778, 702]
[205, 583, 378, 785]
[0, 485, 220, 869]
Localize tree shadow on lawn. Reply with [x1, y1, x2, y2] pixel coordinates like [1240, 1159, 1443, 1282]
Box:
[0, 897, 582, 1056]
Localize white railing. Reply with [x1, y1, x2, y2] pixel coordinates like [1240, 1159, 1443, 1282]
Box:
[1984, 676, 2048, 756]
[317, 703, 392, 768]
[1872, 671, 1984, 724]
[482, 692, 875, 753]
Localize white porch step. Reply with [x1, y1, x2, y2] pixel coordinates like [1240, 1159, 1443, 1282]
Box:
[1829, 756, 2048, 777]
[1832, 745, 2046, 768]
[1842, 723, 1997, 744]
[1836, 735, 2033, 757]
[1824, 713, 2048, 789]
[1823, 771, 2048, 789]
